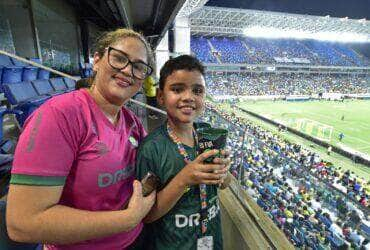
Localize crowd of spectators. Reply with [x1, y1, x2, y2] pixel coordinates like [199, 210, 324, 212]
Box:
[191, 36, 370, 67]
[205, 73, 370, 96]
[190, 36, 218, 63]
[208, 37, 249, 64]
[199, 102, 370, 249]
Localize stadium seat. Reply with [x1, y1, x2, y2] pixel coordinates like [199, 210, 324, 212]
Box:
[0, 201, 41, 250]
[10, 58, 38, 82]
[63, 77, 76, 90]
[49, 77, 68, 92]
[0, 55, 14, 68]
[2, 81, 50, 125]
[1, 67, 23, 85]
[37, 70, 50, 80]
[0, 106, 22, 143]
[31, 79, 63, 96]
[29, 58, 51, 80]
[0, 55, 23, 93]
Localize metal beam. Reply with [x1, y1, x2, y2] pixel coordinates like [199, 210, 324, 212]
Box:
[115, 0, 133, 28]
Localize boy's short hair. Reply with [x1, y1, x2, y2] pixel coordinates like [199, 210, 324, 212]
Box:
[159, 55, 205, 90]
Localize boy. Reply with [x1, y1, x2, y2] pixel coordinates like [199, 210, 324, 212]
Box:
[136, 55, 230, 249]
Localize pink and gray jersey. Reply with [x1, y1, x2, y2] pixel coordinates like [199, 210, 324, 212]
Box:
[11, 89, 147, 250]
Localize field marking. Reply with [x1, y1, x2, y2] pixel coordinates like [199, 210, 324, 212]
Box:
[240, 102, 370, 150]
[270, 110, 370, 150]
[296, 111, 370, 146]
[244, 101, 370, 131]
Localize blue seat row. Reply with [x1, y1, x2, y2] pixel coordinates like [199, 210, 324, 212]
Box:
[0, 55, 51, 91]
[2, 77, 76, 126]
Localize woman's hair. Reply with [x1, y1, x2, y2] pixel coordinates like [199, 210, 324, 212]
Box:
[87, 28, 153, 87]
[93, 28, 153, 67]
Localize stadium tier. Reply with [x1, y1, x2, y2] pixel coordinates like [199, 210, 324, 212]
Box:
[206, 74, 370, 96]
[202, 103, 370, 249]
[191, 36, 370, 66]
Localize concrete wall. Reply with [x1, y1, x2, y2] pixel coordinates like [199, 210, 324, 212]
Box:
[219, 177, 294, 249]
[0, 0, 37, 58]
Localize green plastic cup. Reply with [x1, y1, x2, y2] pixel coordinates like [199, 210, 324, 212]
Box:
[194, 122, 211, 130]
[196, 127, 228, 163]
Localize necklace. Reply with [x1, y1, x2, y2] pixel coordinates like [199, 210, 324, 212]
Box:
[166, 122, 209, 235]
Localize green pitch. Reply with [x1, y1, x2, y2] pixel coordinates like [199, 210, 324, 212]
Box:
[237, 100, 370, 156]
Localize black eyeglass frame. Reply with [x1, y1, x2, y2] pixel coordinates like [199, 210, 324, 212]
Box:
[106, 46, 153, 80]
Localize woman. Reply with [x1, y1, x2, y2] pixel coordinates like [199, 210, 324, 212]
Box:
[6, 28, 156, 250]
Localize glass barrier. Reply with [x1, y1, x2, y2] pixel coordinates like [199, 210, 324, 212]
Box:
[126, 99, 369, 249]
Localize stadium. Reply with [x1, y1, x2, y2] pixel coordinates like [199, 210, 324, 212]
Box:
[0, 0, 369, 249]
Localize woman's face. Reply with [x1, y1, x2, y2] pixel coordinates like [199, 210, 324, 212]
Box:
[93, 37, 148, 106]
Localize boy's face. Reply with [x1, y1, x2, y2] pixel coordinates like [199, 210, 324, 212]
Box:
[158, 69, 205, 125]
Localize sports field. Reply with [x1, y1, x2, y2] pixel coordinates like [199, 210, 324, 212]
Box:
[237, 100, 370, 157]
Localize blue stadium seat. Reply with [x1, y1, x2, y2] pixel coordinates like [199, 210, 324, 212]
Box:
[10, 58, 38, 82]
[0, 54, 13, 68]
[29, 58, 51, 80]
[31, 79, 63, 96]
[1, 67, 23, 84]
[0, 55, 23, 89]
[49, 77, 68, 92]
[2, 81, 50, 125]
[63, 77, 76, 90]
[0, 201, 41, 250]
[37, 70, 50, 80]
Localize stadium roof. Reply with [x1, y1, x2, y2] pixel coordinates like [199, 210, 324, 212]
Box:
[178, 0, 209, 17]
[67, 0, 186, 47]
[206, 0, 370, 20]
[190, 7, 370, 41]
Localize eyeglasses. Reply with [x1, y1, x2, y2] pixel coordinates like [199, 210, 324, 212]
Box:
[107, 47, 152, 80]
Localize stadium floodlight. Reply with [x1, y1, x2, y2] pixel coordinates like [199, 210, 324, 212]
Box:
[243, 26, 370, 43]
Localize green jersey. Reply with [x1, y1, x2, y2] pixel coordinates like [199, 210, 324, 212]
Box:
[136, 124, 223, 250]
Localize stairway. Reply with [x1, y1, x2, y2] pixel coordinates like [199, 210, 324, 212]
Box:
[207, 39, 222, 63]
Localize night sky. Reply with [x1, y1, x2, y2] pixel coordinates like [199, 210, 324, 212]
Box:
[206, 0, 370, 20]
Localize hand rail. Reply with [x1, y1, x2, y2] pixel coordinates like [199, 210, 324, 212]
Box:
[0, 50, 79, 81]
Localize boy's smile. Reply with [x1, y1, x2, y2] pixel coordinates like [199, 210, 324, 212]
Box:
[159, 69, 205, 125]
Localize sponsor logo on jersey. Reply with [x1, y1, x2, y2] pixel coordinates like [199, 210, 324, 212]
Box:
[98, 165, 134, 188]
[95, 141, 109, 155]
[27, 112, 43, 152]
[175, 203, 220, 228]
[129, 136, 138, 147]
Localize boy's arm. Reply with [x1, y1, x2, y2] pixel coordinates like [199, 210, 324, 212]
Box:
[143, 174, 187, 223]
[143, 150, 227, 223]
[145, 169, 232, 223]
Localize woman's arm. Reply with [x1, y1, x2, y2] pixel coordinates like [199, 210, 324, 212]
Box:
[6, 180, 155, 244]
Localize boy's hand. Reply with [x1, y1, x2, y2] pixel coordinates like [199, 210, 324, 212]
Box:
[127, 180, 156, 224]
[213, 150, 231, 183]
[177, 149, 228, 186]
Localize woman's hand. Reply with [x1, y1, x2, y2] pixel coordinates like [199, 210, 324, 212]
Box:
[127, 180, 156, 223]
